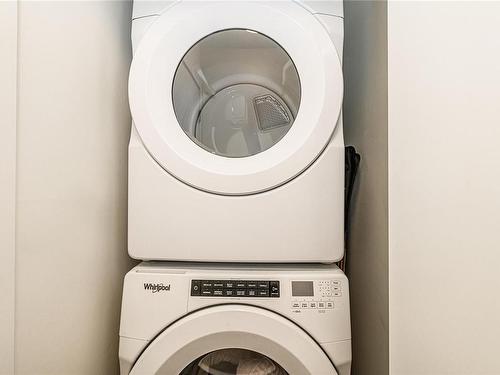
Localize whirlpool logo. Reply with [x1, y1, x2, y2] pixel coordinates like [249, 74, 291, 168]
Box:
[144, 283, 171, 293]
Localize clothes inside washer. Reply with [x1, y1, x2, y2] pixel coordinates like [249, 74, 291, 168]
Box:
[180, 348, 288, 375]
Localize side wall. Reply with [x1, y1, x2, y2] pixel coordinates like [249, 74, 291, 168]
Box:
[389, 2, 500, 374]
[0, 2, 18, 373]
[15, 2, 135, 374]
[343, 2, 389, 374]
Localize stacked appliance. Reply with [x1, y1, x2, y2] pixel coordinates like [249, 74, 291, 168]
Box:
[120, 1, 351, 374]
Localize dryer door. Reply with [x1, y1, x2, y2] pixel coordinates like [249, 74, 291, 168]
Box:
[129, 305, 338, 374]
[129, 1, 343, 195]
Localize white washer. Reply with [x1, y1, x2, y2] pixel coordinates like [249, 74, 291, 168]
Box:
[119, 262, 351, 374]
[128, 1, 345, 262]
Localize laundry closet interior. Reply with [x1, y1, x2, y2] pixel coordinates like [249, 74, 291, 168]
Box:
[1, 1, 388, 375]
[7, 1, 499, 374]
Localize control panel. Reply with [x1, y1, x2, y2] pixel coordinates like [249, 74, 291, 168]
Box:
[191, 280, 280, 298]
[290, 279, 343, 312]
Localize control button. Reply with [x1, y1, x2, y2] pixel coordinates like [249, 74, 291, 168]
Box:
[258, 281, 270, 289]
[246, 281, 258, 288]
[270, 281, 280, 297]
[224, 289, 235, 297]
[318, 302, 326, 309]
[301, 302, 308, 309]
[224, 281, 236, 289]
[201, 281, 212, 288]
[333, 291, 342, 297]
[326, 301, 334, 309]
[213, 281, 224, 288]
[333, 286, 342, 292]
[247, 289, 257, 297]
[191, 280, 201, 296]
[236, 281, 247, 289]
[332, 280, 341, 286]
[258, 289, 270, 297]
[236, 289, 246, 297]
[309, 302, 317, 309]
[213, 289, 223, 296]
[292, 302, 300, 309]
[201, 288, 213, 296]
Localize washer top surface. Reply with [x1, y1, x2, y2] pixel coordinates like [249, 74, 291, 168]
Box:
[129, 1, 343, 195]
[135, 261, 344, 273]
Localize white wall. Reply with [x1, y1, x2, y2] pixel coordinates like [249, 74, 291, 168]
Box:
[0, 2, 18, 374]
[389, 2, 500, 374]
[13, 2, 135, 374]
[344, 2, 388, 374]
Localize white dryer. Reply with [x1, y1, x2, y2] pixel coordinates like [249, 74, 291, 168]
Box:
[128, 1, 345, 262]
[119, 262, 351, 374]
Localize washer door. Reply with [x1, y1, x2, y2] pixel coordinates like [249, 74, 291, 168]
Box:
[130, 305, 337, 374]
[129, 1, 343, 195]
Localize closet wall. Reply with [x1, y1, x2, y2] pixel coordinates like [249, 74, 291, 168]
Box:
[389, 2, 500, 373]
[0, 2, 135, 374]
[343, 2, 389, 374]
[0, 2, 18, 373]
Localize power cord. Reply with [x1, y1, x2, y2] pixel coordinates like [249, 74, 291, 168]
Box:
[337, 146, 360, 272]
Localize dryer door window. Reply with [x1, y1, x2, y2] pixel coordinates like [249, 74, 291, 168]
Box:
[180, 348, 288, 375]
[172, 29, 301, 158]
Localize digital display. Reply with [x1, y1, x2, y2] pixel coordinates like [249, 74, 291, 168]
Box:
[292, 281, 314, 297]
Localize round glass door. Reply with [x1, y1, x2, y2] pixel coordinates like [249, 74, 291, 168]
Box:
[180, 348, 288, 375]
[129, 1, 343, 194]
[172, 29, 301, 158]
